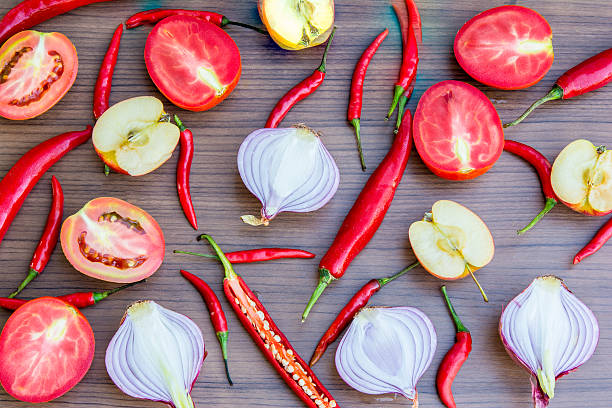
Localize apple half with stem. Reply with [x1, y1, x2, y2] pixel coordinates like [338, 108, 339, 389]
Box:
[409, 200, 494, 301]
[93, 96, 180, 176]
[551, 139, 612, 216]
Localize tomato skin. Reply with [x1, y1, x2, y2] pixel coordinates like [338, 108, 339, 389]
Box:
[454, 5, 553, 90]
[60, 197, 165, 283]
[0, 30, 78, 120]
[0, 297, 94, 403]
[144, 16, 241, 112]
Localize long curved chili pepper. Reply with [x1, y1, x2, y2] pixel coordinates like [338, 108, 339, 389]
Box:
[176, 245, 315, 264]
[436, 285, 472, 408]
[265, 27, 336, 129]
[0, 0, 112, 45]
[0, 126, 92, 248]
[503, 140, 557, 234]
[573, 217, 612, 264]
[348, 28, 389, 171]
[201, 235, 339, 408]
[125, 8, 267, 34]
[310, 261, 419, 366]
[406, 0, 422, 44]
[303, 110, 413, 321]
[93, 23, 123, 120]
[9, 176, 63, 298]
[181, 270, 232, 385]
[505, 47, 612, 127]
[174, 115, 198, 230]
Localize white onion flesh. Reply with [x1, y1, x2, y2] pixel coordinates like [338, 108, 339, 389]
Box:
[499, 276, 599, 407]
[237, 126, 339, 225]
[105, 301, 205, 408]
[335, 307, 436, 404]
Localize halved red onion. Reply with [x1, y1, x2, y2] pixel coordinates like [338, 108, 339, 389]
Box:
[237, 125, 340, 226]
[499, 276, 599, 407]
[335, 307, 436, 405]
[105, 301, 206, 408]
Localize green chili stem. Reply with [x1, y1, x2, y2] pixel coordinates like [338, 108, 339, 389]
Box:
[92, 280, 144, 303]
[317, 26, 336, 73]
[517, 198, 557, 235]
[503, 85, 564, 128]
[197, 235, 237, 279]
[441, 285, 469, 333]
[350, 118, 366, 171]
[9, 268, 39, 298]
[174, 249, 218, 259]
[377, 261, 420, 287]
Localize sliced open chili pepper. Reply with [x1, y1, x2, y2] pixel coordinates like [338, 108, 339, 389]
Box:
[303, 110, 413, 321]
[310, 261, 419, 366]
[573, 217, 612, 264]
[9, 176, 63, 298]
[181, 270, 232, 385]
[503, 140, 557, 234]
[202, 234, 339, 408]
[348, 28, 388, 171]
[505, 47, 612, 127]
[93, 23, 123, 120]
[176, 244, 315, 264]
[436, 285, 471, 408]
[174, 115, 197, 230]
[265, 27, 336, 129]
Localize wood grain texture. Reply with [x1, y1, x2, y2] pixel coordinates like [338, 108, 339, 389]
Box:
[0, 0, 611, 406]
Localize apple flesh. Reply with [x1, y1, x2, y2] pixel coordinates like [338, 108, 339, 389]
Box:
[93, 96, 180, 176]
[551, 139, 612, 216]
[258, 0, 334, 50]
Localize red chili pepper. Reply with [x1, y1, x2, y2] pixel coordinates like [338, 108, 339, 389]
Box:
[181, 270, 232, 385]
[9, 176, 63, 298]
[0, 0, 112, 45]
[202, 235, 339, 408]
[348, 28, 389, 171]
[503, 140, 558, 234]
[93, 23, 123, 120]
[176, 242, 315, 263]
[310, 261, 419, 366]
[573, 217, 612, 264]
[174, 115, 198, 230]
[0, 126, 92, 248]
[437, 285, 472, 408]
[125, 8, 266, 34]
[265, 27, 336, 129]
[303, 110, 413, 321]
[505, 47, 612, 127]
[406, 0, 422, 44]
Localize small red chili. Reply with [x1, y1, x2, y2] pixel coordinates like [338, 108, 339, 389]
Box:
[310, 261, 419, 366]
[505, 47, 612, 127]
[348, 28, 389, 171]
[174, 116, 198, 230]
[437, 285, 472, 408]
[93, 23, 123, 120]
[181, 269, 232, 385]
[503, 140, 558, 234]
[265, 27, 336, 129]
[406, 0, 422, 44]
[573, 217, 612, 264]
[175, 244, 315, 264]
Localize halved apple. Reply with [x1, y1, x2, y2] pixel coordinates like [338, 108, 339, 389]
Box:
[551, 139, 612, 216]
[93, 96, 180, 176]
[258, 0, 334, 50]
[409, 200, 494, 301]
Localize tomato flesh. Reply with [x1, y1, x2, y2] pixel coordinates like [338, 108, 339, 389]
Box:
[454, 5, 553, 90]
[0, 30, 78, 120]
[414, 80, 504, 180]
[61, 197, 165, 283]
[0, 297, 94, 403]
[145, 16, 241, 111]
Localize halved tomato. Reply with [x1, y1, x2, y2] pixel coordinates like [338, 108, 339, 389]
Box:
[0, 30, 78, 120]
[61, 197, 165, 283]
[414, 80, 504, 180]
[144, 16, 241, 111]
[0, 297, 95, 403]
[454, 5, 553, 90]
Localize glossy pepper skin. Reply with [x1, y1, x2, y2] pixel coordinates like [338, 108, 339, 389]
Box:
[503, 140, 557, 234]
[302, 110, 413, 321]
[177, 242, 315, 263]
[406, 0, 422, 44]
[573, 217, 612, 264]
[265, 27, 336, 129]
[174, 116, 198, 230]
[201, 235, 339, 408]
[0, 126, 92, 249]
[93, 23, 123, 120]
[348, 28, 388, 171]
[0, 0, 112, 45]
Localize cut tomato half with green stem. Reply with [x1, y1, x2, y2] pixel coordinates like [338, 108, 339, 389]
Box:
[454, 5, 553, 90]
[0, 30, 78, 120]
[145, 16, 241, 111]
[0, 297, 95, 403]
[61, 197, 165, 283]
[414, 80, 504, 180]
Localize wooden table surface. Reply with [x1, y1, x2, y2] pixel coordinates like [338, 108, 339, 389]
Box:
[1, 0, 611, 407]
